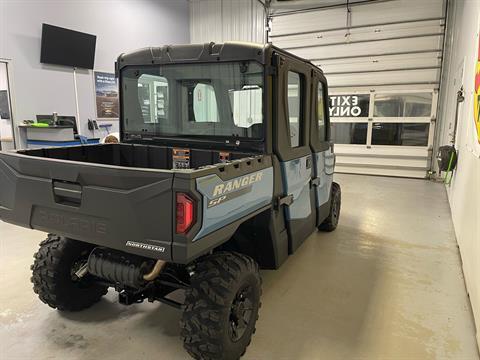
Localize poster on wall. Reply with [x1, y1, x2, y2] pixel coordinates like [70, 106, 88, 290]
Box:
[329, 94, 370, 117]
[94, 71, 119, 120]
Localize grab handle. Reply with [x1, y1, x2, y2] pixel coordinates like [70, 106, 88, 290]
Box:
[52, 180, 82, 207]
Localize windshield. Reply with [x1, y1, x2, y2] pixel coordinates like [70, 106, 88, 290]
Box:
[121, 61, 264, 140]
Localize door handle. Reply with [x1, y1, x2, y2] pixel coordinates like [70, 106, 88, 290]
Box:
[275, 194, 294, 210]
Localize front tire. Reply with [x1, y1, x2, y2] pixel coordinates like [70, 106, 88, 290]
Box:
[319, 182, 341, 232]
[181, 252, 261, 360]
[31, 234, 108, 311]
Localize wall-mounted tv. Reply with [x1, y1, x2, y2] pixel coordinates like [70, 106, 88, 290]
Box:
[40, 24, 96, 69]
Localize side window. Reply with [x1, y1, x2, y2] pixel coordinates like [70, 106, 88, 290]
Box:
[192, 83, 219, 122]
[287, 71, 303, 147]
[317, 81, 326, 141]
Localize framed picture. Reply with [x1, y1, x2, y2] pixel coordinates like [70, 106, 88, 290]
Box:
[94, 71, 119, 120]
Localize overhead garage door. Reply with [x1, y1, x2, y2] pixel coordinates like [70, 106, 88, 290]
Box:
[269, 0, 446, 178]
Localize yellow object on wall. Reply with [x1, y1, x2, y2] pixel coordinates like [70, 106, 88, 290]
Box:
[475, 36, 480, 144]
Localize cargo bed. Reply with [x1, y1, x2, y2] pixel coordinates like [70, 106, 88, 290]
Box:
[0, 143, 262, 261]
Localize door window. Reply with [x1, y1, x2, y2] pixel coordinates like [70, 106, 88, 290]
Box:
[287, 71, 303, 147]
[317, 82, 326, 141]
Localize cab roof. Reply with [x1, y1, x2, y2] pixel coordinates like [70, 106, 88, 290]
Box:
[116, 42, 322, 73]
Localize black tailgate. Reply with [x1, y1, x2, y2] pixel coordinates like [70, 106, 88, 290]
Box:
[0, 152, 173, 260]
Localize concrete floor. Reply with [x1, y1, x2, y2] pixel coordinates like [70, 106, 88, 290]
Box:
[0, 174, 478, 360]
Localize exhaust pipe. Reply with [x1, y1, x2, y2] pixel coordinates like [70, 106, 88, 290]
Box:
[87, 247, 167, 288]
[143, 260, 166, 281]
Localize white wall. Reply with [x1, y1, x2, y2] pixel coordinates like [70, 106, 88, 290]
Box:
[436, 0, 480, 349]
[0, 0, 189, 147]
[190, 0, 266, 44]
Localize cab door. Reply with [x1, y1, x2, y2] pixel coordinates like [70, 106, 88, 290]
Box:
[274, 54, 316, 254]
[310, 73, 334, 224]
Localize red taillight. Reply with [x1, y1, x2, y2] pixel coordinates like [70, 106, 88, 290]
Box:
[176, 193, 195, 234]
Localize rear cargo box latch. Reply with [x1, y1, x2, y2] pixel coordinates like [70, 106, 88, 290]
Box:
[52, 180, 82, 207]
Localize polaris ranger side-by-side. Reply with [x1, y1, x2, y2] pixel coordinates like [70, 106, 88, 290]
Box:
[0, 42, 341, 360]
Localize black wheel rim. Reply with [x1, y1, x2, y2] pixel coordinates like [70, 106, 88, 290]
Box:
[332, 194, 340, 224]
[229, 285, 254, 342]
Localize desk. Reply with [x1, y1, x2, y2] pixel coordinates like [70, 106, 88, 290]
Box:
[19, 125, 75, 142]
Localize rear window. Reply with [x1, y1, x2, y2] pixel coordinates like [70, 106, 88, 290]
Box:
[121, 61, 264, 140]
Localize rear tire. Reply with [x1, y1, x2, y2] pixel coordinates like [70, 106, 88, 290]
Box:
[181, 252, 261, 360]
[31, 234, 108, 311]
[319, 182, 341, 232]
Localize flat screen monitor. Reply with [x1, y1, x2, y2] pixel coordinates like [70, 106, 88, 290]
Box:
[36, 114, 53, 124]
[40, 24, 96, 69]
[58, 116, 78, 135]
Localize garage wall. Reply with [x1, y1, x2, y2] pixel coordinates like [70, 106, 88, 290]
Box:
[0, 0, 190, 147]
[436, 0, 480, 349]
[190, 0, 266, 44]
